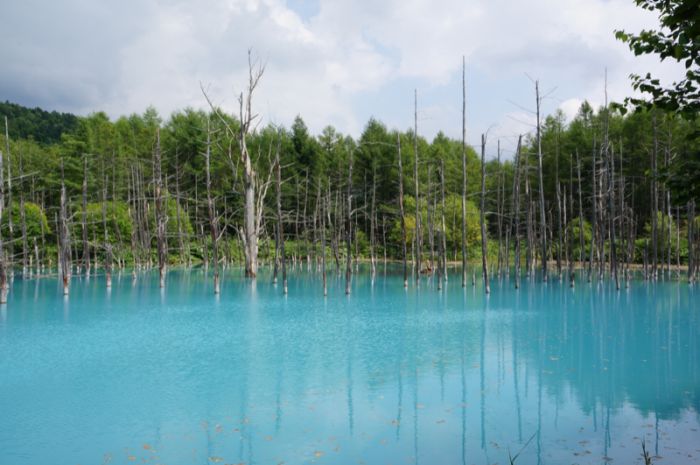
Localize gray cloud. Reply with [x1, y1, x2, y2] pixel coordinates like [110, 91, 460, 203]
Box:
[0, 0, 685, 148]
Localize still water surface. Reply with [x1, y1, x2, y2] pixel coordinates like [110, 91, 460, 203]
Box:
[0, 267, 698, 464]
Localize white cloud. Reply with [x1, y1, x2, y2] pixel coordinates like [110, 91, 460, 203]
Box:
[0, 0, 687, 148]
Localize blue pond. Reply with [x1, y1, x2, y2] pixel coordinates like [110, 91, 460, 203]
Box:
[0, 267, 698, 465]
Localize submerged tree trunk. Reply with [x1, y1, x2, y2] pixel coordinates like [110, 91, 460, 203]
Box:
[59, 161, 71, 295]
[689, 200, 696, 283]
[203, 52, 267, 278]
[205, 122, 220, 294]
[102, 169, 112, 289]
[535, 81, 548, 282]
[480, 134, 490, 294]
[276, 141, 287, 294]
[0, 150, 7, 304]
[154, 128, 167, 288]
[461, 57, 468, 287]
[81, 155, 90, 275]
[512, 137, 523, 289]
[345, 149, 353, 295]
[398, 134, 408, 288]
[440, 158, 448, 282]
[414, 89, 422, 281]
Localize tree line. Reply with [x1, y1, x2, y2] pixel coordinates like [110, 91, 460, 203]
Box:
[0, 67, 698, 299]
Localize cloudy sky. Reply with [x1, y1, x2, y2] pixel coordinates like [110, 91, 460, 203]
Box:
[0, 0, 685, 156]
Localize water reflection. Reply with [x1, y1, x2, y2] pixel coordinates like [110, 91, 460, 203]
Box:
[0, 268, 697, 465]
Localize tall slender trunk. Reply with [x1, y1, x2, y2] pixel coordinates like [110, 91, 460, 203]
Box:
[102, 168, 112, 288]
[414, 89, 422, 281]
[480, 134, 490, 294]
[19, 153, 28, 278]
[321, 188, 327, 296]
[174, 149, 186, 265]
[0, 149, 7, 304]
[345, 149, 353, 295]
[555, 126, 563, 281]
[154, 128, 167, 287]
[370, 168, 377, 276]
[205, 122, 220, 294]
[440, 158, 448, 282]
[4, 117, 14, 278]
[512, 137, 523, 289]
[534, 81, 548, 282]
[398, 134, 408, 288]
[589, 136, 597, 282]
[81, 155, 90, 275]
[651, 113, 659, 279]
[276, 143, 287, 294]
[461, 57, 468, 287]
[688, 200, 695, 283]
[59, 161, 71, 295]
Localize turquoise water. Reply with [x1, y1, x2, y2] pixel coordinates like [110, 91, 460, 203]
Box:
[1, 267, 698, 465]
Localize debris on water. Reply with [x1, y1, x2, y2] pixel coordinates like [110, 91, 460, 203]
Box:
[208, 456, 224, 462]
[314, 450, 324, 458]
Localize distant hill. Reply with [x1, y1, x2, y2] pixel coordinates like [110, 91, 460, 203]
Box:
[0, 101, 79, 145]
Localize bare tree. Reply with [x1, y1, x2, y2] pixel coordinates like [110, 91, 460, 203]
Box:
[59, 161, 71, 295]
[0, 150, 7, 304]
[345, 148, 354, 295]
[102, 168, 112, 288]
[534, 81, 548, 282]
[414, 89, 422, 281]
[203, 51, 272, 278]
[461, 57, 468, 287]
[397, 134, 408, 288]
[479, 134, 490, 294]
[154, 129, 167, 287]
[81, 155, 90, 275]
[205, 120, 221, 294]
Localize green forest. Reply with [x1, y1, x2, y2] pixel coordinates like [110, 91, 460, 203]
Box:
[0, 0, 698, 294]
[0, 97, 698, 278]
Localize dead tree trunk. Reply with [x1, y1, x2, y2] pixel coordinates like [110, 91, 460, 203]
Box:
[154, 128, 167, 287]
[275, 142, 287, 294]
[496, 141, 504, 278]
[535, 81, 548, 282]
[0, 150, 7, 304]
[555, 128, 563, 281]
[370, 168, 377, 277]
[652, 113, 659, 279]
[480, 134, 490, 294]
[59, 161, 71, 295]
[689, 200, 695, 283]
[588, 137, 597, 282]
[205, 122, 220, 294]
[461, 57, 468, 287]
[414, 89, 422, 281]
[19, 153, 28, 278]
[398, 134, 408, 288]
[102, 170, 112, 288]
[202, 52, 267, 278]
[81, 155, 90, 275]
[4, 117, 13, 272]
[174, 149, 187, 266]
[512, 136, 523, 289]
[321, 189, 327, 296]
[440, 158, 448, 282]
[345, 148, 353, 295]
